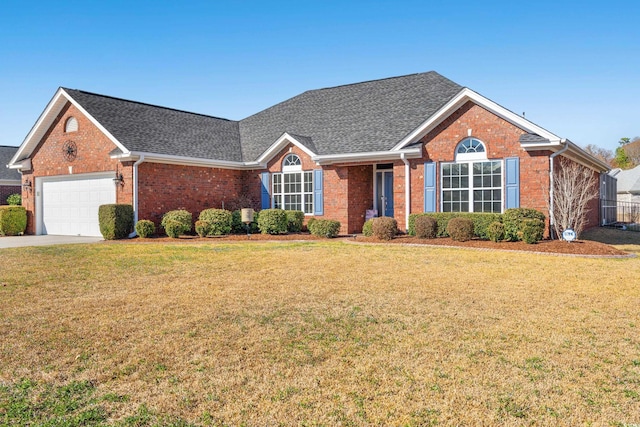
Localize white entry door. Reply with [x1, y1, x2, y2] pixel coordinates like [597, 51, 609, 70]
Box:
[40, 174, 116, 237]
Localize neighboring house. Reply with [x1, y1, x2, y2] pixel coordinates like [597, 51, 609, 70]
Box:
[8, 71, 610, 237]
[0, 146, 21, 204]
[610, 166, 640, 203]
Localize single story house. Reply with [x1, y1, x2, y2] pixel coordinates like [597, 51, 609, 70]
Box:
[7, 71, 611, 237]
[1, 146, 21, 204]
[610, 166, 640, 204]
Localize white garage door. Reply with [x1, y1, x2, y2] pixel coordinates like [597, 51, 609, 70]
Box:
[41, 174, 116, 237]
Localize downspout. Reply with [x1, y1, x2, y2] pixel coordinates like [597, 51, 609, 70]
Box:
[549, 140, 569, 239]
[128, 155, 145, 238]
[401, 153, 410, 232]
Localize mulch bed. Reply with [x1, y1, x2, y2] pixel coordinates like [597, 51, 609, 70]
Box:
[117, 232, 630, 257]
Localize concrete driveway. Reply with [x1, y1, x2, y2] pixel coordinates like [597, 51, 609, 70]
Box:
[0, 235, 103, 249]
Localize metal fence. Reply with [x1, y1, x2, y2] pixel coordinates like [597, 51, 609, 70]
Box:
[600, 199, 640, 225]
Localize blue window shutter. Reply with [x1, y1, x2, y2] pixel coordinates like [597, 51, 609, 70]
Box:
[313, 169, 323, 215]
[260, 172, 270, 209]
[505, 157, 520, 209]
[424, 162, 436, 212]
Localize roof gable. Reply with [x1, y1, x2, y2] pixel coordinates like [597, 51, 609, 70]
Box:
[613, 164, 640, 193]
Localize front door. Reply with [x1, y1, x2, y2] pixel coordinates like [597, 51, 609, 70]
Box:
[376, 171, 394, 217]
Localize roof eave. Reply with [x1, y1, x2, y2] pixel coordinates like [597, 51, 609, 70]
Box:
[313, 147, 422, 165]
[112, 151, 265, 170]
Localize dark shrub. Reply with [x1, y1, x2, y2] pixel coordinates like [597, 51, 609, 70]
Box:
[98, 204, 133, 240]
[308, 219, 341, 238]
[503, 208, 546, 241]
[258, 209, 288, 234]
[362, 218, 374, 237]
[6, 193, 21, 206]
[469, 213, 503, 240]
[231, 210, 259, 234]
[520, 218, 545, 244]
[447, 217, 474, 242]
[372, 216, 398, 240]
[161, 209, 192, 237]
[199, 208, 232, 236]
[0, 206, 27, 236]
[164, 220, 185, 238]
[487, 221, 505, 243]
[195, 220, 211, 238]
[306, 217, 316, 232]
[286, 210, 305, 232]
[410, 213, 503, 239]
[135, 219, 155, 238]
[414, 216, 437, 239]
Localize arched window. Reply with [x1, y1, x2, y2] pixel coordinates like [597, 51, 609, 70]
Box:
[65, 117, 78, 133]
[282, 153, 302, 171]
[455, 137, 486, 161]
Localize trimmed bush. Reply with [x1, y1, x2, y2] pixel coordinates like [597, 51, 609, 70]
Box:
[286, 210, 305, 232]
[6, 193, 21, 206]
[135, 219, 156, 238]
[372, 216, 398, 240]
[258, 209, 288, 234]
[161, 209, 192, 237]
[362, 218, 374, 237]
[414, 215, 437, 239]
[503, 208, 546, 242]
[164, 220, 185, 238]
[520, 218, 545, 244]
[198, 208, 232, 236]
[308, 219, 341, 238]
[306, 217, 316, 232]
[446, 217, 474, 242]
[0, 206, 27, 236]
[409, 212, 502, 240]
[487, 221, 505, 243]
[98, 204, 133, 240]
[195, 220, 211, 238]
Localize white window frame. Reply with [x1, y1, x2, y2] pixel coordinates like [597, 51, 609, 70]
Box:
[272, 154, 314, 214]
[440, 160, 503, 213]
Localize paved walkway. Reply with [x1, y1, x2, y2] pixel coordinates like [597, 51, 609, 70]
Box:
[0, 235, 103, 248]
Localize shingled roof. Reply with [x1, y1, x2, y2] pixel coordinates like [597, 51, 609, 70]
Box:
[0, 146, 21, 181]
[63, 89, 243, 162]
[238, 71, 462, 160]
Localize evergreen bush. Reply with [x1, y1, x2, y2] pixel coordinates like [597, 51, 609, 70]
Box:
[135, 219, 156, 238]
[372, 216, 398, 240]
[362, 218, 374, 237]
[414, 215, 437, 239]
[486, 221, 505, 243]
[161, 209, 192, 237]
[98, 204, 133, 240]
[308, 219, 341, 238]
[0, 206, 27, 236]
[198, 208, 232, 235]
[257, 209, 288, 234]
[446, 217, 474, 242]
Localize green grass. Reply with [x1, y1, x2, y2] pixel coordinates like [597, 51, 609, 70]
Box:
[1, 237, 640, 425]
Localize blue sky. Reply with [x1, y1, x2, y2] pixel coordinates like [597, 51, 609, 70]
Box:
[1, 0, 638, 153]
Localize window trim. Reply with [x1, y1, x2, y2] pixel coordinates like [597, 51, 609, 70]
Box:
[64, 117, 78, 133]
[440, 159, 504, 213]
[272, 170, 314, 215]
[455, 137, 487, 161]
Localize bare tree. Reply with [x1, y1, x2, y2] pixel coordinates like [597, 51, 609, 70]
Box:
[583, 144, 614, 166]
[552, 157, 599, 239]
[624, 137, 640, 166]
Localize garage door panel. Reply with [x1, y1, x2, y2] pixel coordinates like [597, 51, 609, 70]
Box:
[42, 175, 116, 237]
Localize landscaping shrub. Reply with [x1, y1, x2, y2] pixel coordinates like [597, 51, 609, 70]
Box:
[257, 209, 288, 234]
[308, 219, 341, 238]
[519, 218, 545, 244]
[286, 210, 305, 232]
[409, 212, 502, 239]
[0, 206, 27, 236]
[503, 208, 546, 242]
[6, 193, 21, 206]
[98, 204, 133, 240]
[306, 217, 316, 232]
[161, 209, 192, 237]
[372, 216, 398, 240]
[164, 220, 185, 238]
[414, 215, 437, 239]
[135, 219, 155, 238]
[362, 218, 374, 237]
[446, 217, 474, 242]
[231, 210, 260, 234]
[195, 220, 211, 238]
[198, 208, 232, 236]
[487, 221, 505, 243]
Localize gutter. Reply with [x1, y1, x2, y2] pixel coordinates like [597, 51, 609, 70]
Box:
[128, 155, 145, 238]
[549, 139, 569, 239]
[401, 153, 410, 232]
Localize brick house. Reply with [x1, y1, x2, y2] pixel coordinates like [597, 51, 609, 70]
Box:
[7, 72, 610, 237]
[0, 146, 21, 204]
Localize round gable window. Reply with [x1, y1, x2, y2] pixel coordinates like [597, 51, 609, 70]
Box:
[282, 154, 302, 171]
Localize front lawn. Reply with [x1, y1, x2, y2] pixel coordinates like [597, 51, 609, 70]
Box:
[1, 241, 639, 426]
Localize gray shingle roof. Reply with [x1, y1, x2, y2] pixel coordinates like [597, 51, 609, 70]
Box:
[519, 133, 550, 144]
[63, 89, 243, 161]
[1, 146, 21, 181]
[239, 71, 463, 160]
[613, 164, 640, 194]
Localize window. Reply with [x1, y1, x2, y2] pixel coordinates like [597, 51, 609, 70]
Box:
[441, 138, 502, 213]
[65, 117, 78, 133]
[272, 154, 314, 214]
